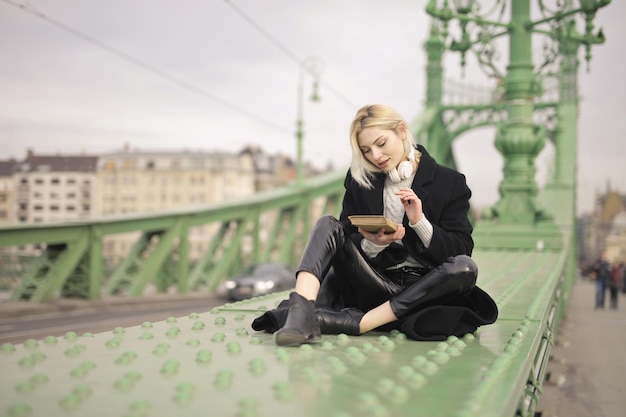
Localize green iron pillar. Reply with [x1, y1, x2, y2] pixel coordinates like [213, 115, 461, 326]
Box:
[425, 23, 444, 107]
[492, 0, 546, 224]
[542, 18, 582, 232]
[552, 21, 580, 188]
[420, 23, 452, 165]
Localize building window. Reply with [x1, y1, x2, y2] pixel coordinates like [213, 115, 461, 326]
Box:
[67, 178, 76, 184]
[122, 159, 137, 169]
[50, 205, 59, 211]
[51, 178, 60, 185]
[35, 178, 44, 185]
[66, 205, 76, 211]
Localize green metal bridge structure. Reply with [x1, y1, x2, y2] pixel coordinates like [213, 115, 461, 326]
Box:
[0, 1, 611, 416]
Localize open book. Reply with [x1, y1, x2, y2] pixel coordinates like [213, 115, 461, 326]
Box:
[348, 215, 398, 233]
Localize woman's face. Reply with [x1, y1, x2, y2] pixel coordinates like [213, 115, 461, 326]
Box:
[357, 125, 406, 173]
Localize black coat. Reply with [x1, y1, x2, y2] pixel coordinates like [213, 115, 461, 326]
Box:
[251, 145, 498, 341]
[339, 145, 473, 269]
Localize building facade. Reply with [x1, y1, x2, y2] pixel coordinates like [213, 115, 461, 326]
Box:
[96, 149, 255, 216]
[94, 148, 256, 261]
[0, 160, 16, 225]
[579, 188, 626, 267]
[12, 151, 98, 224]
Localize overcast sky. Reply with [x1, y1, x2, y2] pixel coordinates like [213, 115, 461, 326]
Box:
[1, 0, 624, 215]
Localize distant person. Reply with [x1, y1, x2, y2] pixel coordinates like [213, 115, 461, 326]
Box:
[591, 253, 611, 309]
[609, 261, 623, 309]
[252, 104, 498, 345]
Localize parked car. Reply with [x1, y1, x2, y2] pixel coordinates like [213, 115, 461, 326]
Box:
[221, 263, 295, 301]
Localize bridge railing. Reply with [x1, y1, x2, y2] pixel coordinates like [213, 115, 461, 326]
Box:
[0, 170, 345, 303]
[0, 182, 578, 417]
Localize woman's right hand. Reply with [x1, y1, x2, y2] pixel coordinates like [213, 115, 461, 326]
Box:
[358, 224, 405, 246]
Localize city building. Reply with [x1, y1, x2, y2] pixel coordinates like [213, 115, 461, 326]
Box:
[0, 160, 16, 225]
[95, 146, 257, 261]
[605, 211, 626, 263]
[2, 146, 295, 261]
[12, 150, 98, 224]
[579, 187, 626, 267]
[239, 145, 295, 191]
[96, 147, 255, 216]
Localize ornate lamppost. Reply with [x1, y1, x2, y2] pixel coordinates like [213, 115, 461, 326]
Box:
[426, 0, 609, 249]
[295, 57, 324, 185]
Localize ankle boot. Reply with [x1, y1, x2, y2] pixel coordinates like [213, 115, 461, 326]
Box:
[315, 307, 364, 335]
[390, 255, 477, 319]
[274, 292, 321, 346]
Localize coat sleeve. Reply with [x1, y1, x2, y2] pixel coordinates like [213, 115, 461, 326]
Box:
[338, 171, 367, 245]
[405, 169, 474, 266]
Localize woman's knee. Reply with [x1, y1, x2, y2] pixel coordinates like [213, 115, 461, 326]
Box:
[311, 215, 345, 237]
[444, 254, 478, 291]
[315, 214, 341, 229]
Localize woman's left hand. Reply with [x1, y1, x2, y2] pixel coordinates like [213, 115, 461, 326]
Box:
[395, 187, 424, 225]
[359, 224, 405, 245]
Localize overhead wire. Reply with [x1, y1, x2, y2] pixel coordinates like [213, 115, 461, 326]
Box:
[223, 0, 356, 109]
[1, 0, 292, 135]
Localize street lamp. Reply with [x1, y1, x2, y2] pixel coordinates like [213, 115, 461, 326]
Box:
[426, 0, 609, 228]
[295, 57, 324, 185]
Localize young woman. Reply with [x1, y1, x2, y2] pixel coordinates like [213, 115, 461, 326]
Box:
[252, 104, 497, 346]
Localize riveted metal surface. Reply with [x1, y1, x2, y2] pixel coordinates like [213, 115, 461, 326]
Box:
[0, 248, 569, 417]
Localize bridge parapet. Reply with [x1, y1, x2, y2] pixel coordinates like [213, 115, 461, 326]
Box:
[0, 242, 572, 417]
[0, 171, 345, 303]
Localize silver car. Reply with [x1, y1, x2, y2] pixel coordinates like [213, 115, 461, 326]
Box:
[223, 263, 295, 301]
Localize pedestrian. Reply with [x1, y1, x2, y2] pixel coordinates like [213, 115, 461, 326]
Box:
[609, 261, 623, 309]
[591, 253, 611, 309]
[251, 104, 498, 345]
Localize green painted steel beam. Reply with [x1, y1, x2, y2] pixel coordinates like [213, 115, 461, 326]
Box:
[128, 221, 182, 296]
[203, 218, 252, 292]
[0, 225, 86, 247]
[187, 222, 230, 290]
[0, 245, 574, 417]
[30, 232, 90, 303]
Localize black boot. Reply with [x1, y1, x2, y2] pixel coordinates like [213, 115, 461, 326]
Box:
[389, 255, 477, 319]
[274, 292, 321, 346]
[315, 306, 364, 335]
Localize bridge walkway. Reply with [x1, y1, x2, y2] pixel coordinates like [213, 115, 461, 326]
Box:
[0, 245, 569, 417]
[536, 278, 626, 417]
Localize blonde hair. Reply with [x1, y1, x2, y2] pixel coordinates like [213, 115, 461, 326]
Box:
[349, 104, 418, 189]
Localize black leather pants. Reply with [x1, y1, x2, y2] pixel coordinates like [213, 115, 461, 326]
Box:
[297, 215, 477, 317]
[389, 254, 477, 319]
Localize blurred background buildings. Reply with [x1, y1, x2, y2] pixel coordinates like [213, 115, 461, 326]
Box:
[2, 145, 624, 270]
[0, 146, 322, 263]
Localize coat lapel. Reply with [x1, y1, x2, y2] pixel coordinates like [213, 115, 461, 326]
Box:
[412, 145, 436, 201]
